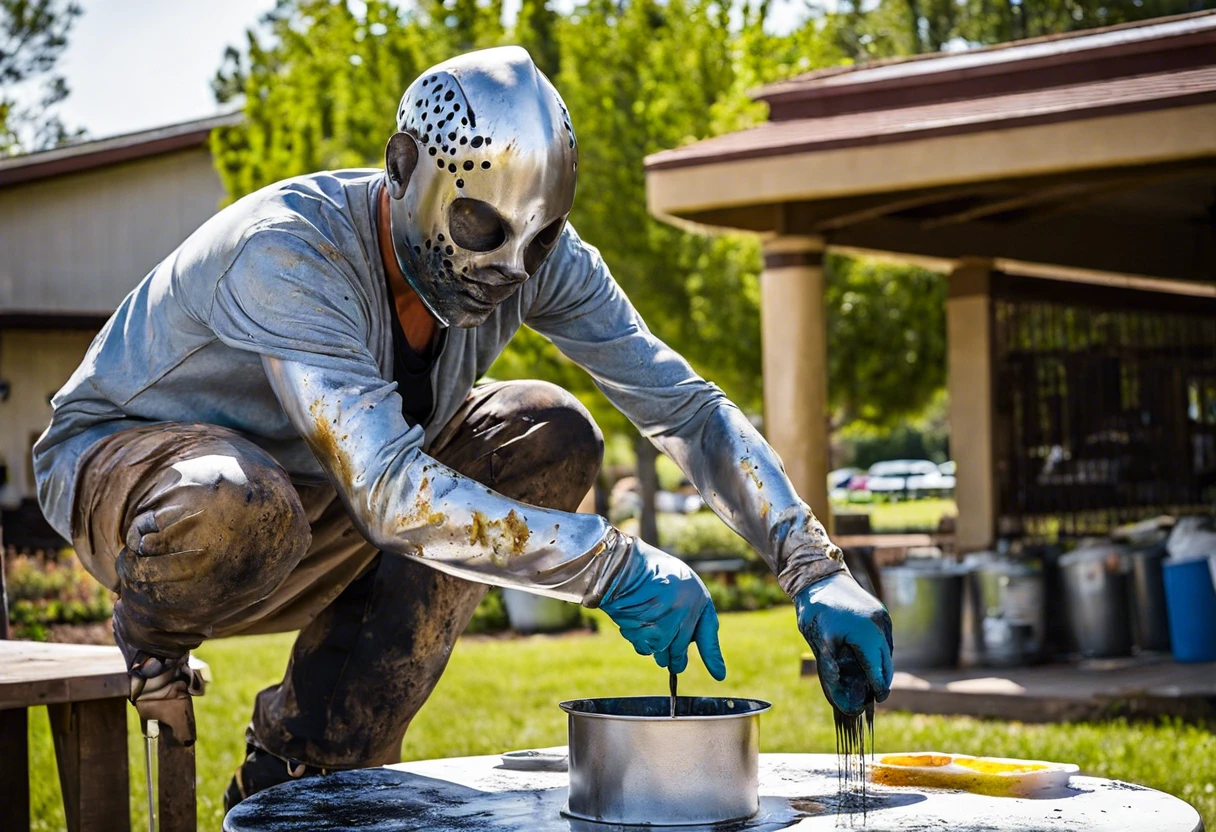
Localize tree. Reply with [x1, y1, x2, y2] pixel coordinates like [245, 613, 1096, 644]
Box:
[0, 0, 81, 155]
[552, 0, 780, 415]
[513, 0, 560, 78]
[825, 254, 947, 428]
[824, 0, 1216, 58]
[211, 0, 442, 199]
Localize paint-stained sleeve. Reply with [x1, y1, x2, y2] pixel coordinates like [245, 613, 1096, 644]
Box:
[527, 226, 846, 597]
[209, 229, 630, 604]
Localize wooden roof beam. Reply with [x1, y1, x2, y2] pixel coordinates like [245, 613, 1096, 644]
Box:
[830, 212, 1216, 282]
[810, 186, 997, 232]
[921, 169, 1206, 229]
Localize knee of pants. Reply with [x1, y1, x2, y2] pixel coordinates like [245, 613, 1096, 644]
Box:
[117, 453, 311, 629]
[498, 380, 604, 490]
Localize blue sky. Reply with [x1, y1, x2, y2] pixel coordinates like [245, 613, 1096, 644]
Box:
[52, 0, 810, 140]
[54, 0, 277, 139]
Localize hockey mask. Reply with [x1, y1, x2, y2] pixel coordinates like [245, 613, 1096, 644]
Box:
[384, 47, 578, 328]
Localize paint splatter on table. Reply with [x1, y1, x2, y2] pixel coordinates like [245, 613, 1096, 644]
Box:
[224, 752, 1203, 831]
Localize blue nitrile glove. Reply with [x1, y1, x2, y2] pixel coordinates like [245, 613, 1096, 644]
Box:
[599, 538, 727, 680]
[795, 573, 893, 715]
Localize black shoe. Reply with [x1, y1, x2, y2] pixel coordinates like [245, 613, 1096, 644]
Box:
[223, 744, 325, 812]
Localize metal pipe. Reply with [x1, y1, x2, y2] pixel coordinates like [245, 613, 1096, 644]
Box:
[144, 718, 159, 832]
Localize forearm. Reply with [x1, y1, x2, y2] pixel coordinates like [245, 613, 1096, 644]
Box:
[653, 402, 845, 597]
[264, 356, 630, 604]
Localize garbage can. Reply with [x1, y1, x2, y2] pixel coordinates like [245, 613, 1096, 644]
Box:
[1162, 558, 1216, 663]
[502, 588, 581, 634]
[1058, 544, 1133, 659]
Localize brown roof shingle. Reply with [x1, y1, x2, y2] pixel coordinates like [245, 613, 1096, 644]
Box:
[646, 65, 1216, 171]
[0, 112, 242, 188]
[759, 10, 1216, 101]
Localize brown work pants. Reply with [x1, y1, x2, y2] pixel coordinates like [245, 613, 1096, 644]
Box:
[70, 380, 603, 768]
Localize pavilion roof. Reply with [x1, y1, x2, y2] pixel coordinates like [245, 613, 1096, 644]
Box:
[648, 11, 1216, 172]
[643, 11, 1216, 283]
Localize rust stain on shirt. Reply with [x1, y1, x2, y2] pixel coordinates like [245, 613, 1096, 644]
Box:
[741, 458, 764, 490]
[468, 509, 531, 566]
[310, 400, 352, 484]
[396, 476, 446, 532]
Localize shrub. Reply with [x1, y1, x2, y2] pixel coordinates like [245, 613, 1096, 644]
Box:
[464, 587, 510, 634]
[660, 512, 758, 562]
[4, 549, 113, 640]
[704, 573, 789, 613]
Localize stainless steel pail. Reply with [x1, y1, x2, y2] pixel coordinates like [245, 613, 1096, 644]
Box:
[962, 555, 1045, 667]
[1059, 544, 1132, 658]
[560, 696, 770, 826]
[882, 563, 966, 669]
[1128, 543, 1171, 653]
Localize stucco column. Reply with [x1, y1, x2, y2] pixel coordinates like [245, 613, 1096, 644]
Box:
[947, 258, 996, 553]
[760, 235, 831, 532]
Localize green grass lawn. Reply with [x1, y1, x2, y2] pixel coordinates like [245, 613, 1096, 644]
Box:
[833, 497, 957, 532]
[27, 607, 1214, 830]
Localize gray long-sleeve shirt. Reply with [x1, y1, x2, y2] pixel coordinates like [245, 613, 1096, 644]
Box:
[34, 169, 843, 603]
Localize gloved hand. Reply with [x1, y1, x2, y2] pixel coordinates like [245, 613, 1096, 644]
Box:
[599, 537, 727, 679]
[795, 573, 892, 715]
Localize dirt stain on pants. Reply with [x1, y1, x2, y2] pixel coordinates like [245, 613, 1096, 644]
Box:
[71, 379, 603, 768]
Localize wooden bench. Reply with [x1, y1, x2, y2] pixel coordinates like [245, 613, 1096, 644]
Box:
[0, 641, 204, 831]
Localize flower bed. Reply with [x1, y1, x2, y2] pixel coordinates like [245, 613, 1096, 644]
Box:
[4, 549, 113, 641]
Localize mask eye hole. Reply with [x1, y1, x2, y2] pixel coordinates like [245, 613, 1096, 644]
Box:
[524, 216, 566, 275]
[449, 198, 506, 252]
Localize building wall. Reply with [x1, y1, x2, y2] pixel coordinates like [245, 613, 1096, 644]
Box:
[0, 142, 227, 518]
[0, 329, 97, 509]
[0, 146, 225, 316]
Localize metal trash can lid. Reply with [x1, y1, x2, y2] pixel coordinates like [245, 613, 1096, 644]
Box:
[1058, 543, 1129, 569]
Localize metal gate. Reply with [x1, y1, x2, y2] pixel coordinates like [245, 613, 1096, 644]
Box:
[991, 277, 1216, 541]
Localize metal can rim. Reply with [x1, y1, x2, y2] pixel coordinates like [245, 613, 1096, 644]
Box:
[559, 696, 771, 721]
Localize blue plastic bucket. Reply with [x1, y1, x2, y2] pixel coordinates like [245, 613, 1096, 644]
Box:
[1162, 558, 1216, 663]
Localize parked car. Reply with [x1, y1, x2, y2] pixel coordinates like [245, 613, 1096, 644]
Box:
[846, 471, 873, 502]
[609, 476, 704, 520]
[907, 468, 956, 497]
[828, 467, 863, 500]
[656, 490, 704, 514]
[865, 459, 944, 500]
